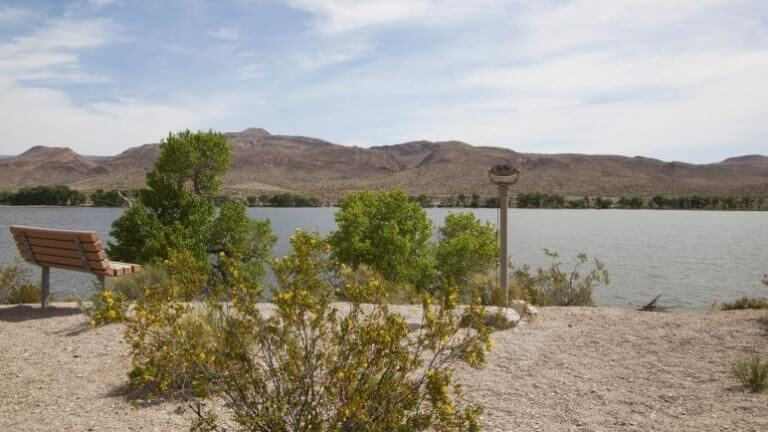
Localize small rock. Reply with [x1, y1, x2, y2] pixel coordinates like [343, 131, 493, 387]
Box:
[510, 299, 538, 317]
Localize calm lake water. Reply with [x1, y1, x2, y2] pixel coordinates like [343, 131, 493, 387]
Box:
[1, 206, 766, 311]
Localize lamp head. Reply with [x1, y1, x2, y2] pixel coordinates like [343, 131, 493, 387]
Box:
[488, 162, 520, 186]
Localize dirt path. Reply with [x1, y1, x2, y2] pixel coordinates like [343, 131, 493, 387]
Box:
[1, 304, 766, 431]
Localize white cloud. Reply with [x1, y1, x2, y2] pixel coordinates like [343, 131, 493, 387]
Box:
[286, 0, 433, 33]
[238, 63, 262, 81]
[278, 0, 768, 161]
[294, 40, 370, 69]
[0, 18, 122, 91]
[0, 17, 239, 155]
[208, 27, 244, 41]
[0, 6, 31, 23]
[88, 0, 123, 8]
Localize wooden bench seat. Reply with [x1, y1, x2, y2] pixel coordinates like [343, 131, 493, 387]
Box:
[10, 225, 141, 307]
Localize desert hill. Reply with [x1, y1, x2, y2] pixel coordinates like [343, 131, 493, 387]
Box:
[1, 128, 767, 199]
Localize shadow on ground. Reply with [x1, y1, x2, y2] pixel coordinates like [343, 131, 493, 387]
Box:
[0, 304, 83, 323]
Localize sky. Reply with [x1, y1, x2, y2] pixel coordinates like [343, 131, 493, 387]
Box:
[0, 0, 767, 162]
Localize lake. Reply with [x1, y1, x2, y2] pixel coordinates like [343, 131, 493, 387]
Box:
[1, 206, 766, 311]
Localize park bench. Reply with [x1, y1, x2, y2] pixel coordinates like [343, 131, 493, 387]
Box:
[10, 225, 141, 308]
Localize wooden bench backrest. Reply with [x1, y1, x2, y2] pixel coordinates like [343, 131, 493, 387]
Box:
[10, 225, 110, 274]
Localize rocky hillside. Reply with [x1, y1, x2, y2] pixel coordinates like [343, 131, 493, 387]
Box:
[1, 128, 767, 199]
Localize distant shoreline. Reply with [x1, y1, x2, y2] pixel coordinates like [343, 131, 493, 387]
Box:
[1, 204, 766, 211]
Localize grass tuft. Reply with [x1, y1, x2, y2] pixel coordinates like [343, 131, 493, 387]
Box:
[732, 354, 768, 392]
[719, 297, 768, 311]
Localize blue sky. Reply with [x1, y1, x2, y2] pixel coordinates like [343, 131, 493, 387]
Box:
[1, 0, 767, 162]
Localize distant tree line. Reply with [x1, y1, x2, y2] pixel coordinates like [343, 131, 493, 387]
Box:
[246, 193, 323, 207]
[0, 185, 86, 206]
[647, 195, 764, 210]
[1, 186, 765, 210]
[407, 192, 767, 210]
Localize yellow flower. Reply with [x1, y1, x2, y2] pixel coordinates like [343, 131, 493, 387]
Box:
[337, 371, 345, 380]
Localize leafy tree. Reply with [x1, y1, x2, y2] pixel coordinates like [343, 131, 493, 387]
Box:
[594, 197, 612, 209]
[329, 189, 434, 291]
[409, 194, 433, 208]
[470, 193, 482, 208]
[442, 197, 459, 207]
[6, 185, 85, 206]
[256, 193, 322, 207]
[107, 130, 275, 279]
[435, 213, 498, 291]
[483, 196, 500, 208]
[90, 189, 139, 207]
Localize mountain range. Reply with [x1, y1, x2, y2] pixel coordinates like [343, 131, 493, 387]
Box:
[1, 128, 767, 199]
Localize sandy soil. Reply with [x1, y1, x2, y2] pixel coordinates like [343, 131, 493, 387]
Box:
[0, 303, 766, 432]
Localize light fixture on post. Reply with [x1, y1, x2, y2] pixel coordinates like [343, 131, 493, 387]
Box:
[488, 163, 520, 305]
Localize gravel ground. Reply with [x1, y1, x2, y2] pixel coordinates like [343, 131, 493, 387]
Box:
[0, 303, 766, 431]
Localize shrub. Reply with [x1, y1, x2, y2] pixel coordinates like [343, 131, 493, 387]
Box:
[329, 189, 435, 291]
[125, 231, 496, 431]
[719, 297, 768, 311]
[107, 130, 276, 285]
[511, 250, 610, 306]
[435, 212, 498, 295]
[732, 354, 768, 392]
[82, 289, 129, 326]
[0, 264, 42, 304]
[109, 264, 168, 300]
[191, 231, 492, 431]
[124, 250, 214, 395]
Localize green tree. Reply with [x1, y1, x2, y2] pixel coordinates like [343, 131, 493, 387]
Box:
[434, 213, 498, 291]
[107, 130, 275, 280]
[329, 189, 434, 290]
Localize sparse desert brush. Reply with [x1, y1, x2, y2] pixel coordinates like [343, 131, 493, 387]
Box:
[732, 354, 768, 392]
[512, 250, 610, 307]
[0, 263, 42, 304]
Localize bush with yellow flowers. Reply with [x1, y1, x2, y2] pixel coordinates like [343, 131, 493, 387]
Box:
[82, 288, 129, 326]
[124, 249, 218, 396]
[182, 230, 493, 432]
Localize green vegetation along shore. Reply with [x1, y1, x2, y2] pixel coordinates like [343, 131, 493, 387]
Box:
[1, 185, 765, 210]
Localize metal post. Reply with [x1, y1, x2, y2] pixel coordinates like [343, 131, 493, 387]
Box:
[488, 162, 520, 307]
[41, 266, 50, 308]
[498, 184, 509, 305]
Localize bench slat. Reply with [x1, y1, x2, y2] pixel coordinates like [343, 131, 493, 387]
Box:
[14, 237, 103, 253]
[110, 261, 142, 273]
[22, 258, 116, 276]
[10, 225, 99, 242]
[31, 253, 109, 271]
[14, 243, 107, 261]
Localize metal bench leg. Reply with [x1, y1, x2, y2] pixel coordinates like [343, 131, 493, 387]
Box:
[98, 274, 106, 290]
[41, 266, 50, 308]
